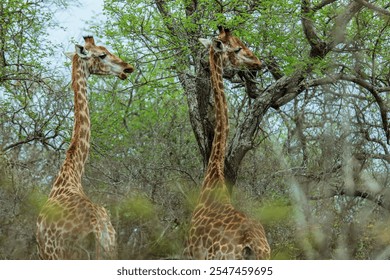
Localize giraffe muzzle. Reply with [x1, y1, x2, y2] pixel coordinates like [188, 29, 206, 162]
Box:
[118, 67, 134, 80]
[124, 67, 134, 74]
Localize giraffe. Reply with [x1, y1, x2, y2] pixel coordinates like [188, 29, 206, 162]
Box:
[36, 36, 134, 259]
[184, 27, 270, 259]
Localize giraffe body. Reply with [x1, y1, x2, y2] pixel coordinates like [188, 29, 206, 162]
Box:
[36, 36, 134, 259]
[37, 186, 115, 259]
[185, 27, 270, 260]
[187, 202, 269, 259]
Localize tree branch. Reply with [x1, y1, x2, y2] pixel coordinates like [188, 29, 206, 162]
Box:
[225, 1, 364, 186]
[264, 55, 284, 80]
[301, 0, 328, 58]
[313, 0, 338, 12]
[309, 189, 386, 209]
[306, 73, 389, 144]
[354, 0, 390, 16]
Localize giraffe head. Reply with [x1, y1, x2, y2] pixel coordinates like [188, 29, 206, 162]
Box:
[199, 26, 261, 70]
[65, 36, 134, 80]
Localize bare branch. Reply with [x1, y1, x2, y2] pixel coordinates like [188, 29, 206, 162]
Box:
[309, 189, 386, 210]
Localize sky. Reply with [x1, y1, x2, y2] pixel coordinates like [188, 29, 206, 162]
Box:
[49, 0, 106, 50]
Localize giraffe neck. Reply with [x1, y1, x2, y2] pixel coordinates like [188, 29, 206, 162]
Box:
[198, 48, 230, 205]
[67, 55, 91, 178]
[50, 55, 90, 197]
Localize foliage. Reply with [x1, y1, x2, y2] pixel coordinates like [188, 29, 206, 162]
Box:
[0, 0, 389, 259]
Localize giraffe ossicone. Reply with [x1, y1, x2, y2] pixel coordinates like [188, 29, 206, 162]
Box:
[36, 36, 134, 259]
[185, 27, 270, 260]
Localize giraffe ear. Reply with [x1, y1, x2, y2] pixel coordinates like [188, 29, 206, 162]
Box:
[199, 38, 212, 49]
[75, 44, 89, 58]
[64, 52, 75, 60]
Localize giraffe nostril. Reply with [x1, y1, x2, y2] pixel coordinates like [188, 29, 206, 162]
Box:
[124, 67, 134, 73]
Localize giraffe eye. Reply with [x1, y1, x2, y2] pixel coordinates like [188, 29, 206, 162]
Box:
[234, 47, 242, 54]
[215, 40, 223, 50]
[99, 53, 107, 59]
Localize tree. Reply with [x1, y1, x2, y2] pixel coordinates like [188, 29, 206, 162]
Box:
[102, 0, 388, 188]
[0, 0, 71, 259]
[0, 0, 71, 154]
[100, 0, 389, 258]
[1, 0, 389, 259]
